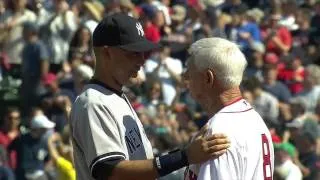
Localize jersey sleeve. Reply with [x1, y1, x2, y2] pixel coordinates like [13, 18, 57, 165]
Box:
[197, 116, 244, 180]
[197, 148, 243, 180]
[71, 101, 126, 179]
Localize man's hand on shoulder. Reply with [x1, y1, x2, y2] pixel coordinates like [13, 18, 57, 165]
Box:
[186, 125, 230, 164]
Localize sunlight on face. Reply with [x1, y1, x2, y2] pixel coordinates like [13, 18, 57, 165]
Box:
[183, 58, 204, 101]
[107, 47, 145, 85]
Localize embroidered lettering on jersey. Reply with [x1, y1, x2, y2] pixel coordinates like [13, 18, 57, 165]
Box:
[136, 22, 144, 37]
[125, 127, 142, 153]
[188, 170, 197, 180]
[184, 167, 197, 180]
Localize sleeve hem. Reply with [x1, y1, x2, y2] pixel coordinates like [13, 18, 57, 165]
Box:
[90, 152, 126, 176]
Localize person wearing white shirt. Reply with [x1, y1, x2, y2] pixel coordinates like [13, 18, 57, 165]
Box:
[145, 44, 183, 105]
[274, 143, 302, 180]
[2, 0, 36, 64]
[43, 0, 78, 66]
[183, 38, 274, 180]
[242, 77, 280, 126]
[296, 64, 320, 113]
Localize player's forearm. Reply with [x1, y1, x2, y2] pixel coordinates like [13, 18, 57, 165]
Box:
[108, 149, 190, 180]
[108, 160, 158, 180]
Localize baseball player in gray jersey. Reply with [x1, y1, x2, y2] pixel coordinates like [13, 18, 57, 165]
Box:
[70, 13, 230, 180]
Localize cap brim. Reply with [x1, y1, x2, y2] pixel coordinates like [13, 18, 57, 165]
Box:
[119, 39, 160, 52]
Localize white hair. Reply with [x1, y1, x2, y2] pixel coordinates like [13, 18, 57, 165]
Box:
[188, 38, 247, 89]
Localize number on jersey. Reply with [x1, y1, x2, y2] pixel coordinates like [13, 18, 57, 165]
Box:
[261, 134, 272, 180]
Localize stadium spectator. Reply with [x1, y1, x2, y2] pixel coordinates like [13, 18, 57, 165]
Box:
[0, 0, 320, 178]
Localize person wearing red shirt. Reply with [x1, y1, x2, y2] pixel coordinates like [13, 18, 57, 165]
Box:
[140, 5, 165, 43]
[144, 21, 161, 43]
[278, 54, 305, 95]
[0, 107, 20, 169]
[263, 13, 292, 56]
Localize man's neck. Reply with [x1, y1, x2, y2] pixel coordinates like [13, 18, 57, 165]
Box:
[206, 87, 243, 117]
[92, 54, 123, 93]
[93, 72, 122, 93]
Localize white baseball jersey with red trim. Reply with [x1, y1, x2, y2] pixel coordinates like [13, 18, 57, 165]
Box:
[185, 98, 274, 180]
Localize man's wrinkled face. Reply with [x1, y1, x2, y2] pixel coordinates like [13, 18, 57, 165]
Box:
[183, 59, 205, 102]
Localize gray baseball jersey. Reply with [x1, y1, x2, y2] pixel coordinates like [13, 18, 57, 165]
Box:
[70, 82, 153, 180]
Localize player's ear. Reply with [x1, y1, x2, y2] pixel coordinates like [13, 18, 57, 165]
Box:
[206, 69, 215, 86]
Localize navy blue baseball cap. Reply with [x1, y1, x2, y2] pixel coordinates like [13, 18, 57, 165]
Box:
[93, 13, 160, 52]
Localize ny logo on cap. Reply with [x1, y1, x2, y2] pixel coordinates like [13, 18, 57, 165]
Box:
[136, 22, 144, 37]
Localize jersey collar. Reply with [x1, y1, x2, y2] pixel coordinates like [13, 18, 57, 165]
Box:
[219, 98, 253, 114]
[89, 79, 123, 97]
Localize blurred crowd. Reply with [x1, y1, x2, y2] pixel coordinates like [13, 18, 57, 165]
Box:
[0, 0, 320, 179]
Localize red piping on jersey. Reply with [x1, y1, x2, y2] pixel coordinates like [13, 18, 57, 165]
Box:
[223, 97, 243, 107]
[220, 107, 253, 113]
